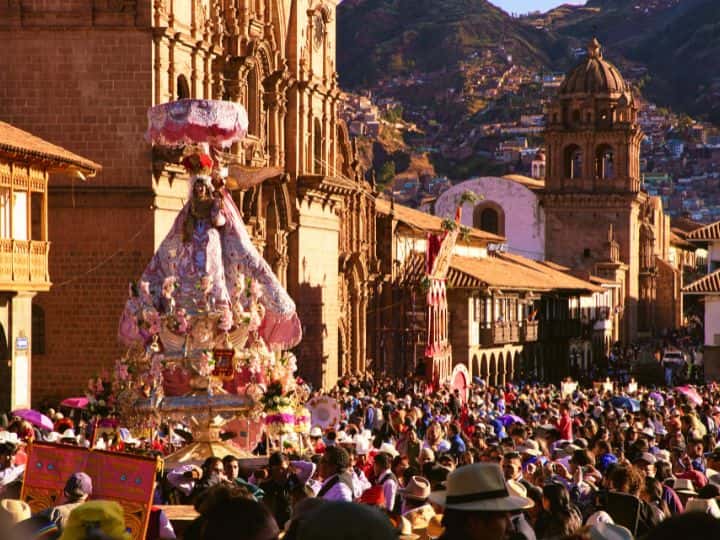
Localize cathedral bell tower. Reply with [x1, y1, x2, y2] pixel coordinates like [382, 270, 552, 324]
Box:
[542, 38, 647, 342]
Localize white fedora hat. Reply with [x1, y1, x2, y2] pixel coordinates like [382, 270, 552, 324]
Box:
[378, 442, 399, 458]
[428, 463, 533, 512]
[399, 476, 431, 501]
[355, 437, 370, 456]
[685, 497, 720, 518]
[516, 439, 542, 456]
[589, 522, 633, 540]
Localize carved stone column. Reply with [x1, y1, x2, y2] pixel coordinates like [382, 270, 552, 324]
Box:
[358, 287, 368, 373]
[350, 285, 361, 374]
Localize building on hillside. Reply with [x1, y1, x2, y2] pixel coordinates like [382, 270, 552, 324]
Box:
[434, 175, 545, 261]
[0, 0, 375, 401]
[374, 199, 612, 384]
[0, 121, 100, 410]
[541, 38, 681, 342]
[531, 151, 546, 180]
[684, 222, 720, 380]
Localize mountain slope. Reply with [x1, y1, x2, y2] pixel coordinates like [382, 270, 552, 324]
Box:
[337, 0, 568, 88]
[545, 0, 720, 121]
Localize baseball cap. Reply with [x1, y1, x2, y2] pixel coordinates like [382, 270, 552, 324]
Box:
[64, 472, 93, 498]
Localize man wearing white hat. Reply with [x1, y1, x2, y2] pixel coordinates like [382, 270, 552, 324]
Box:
[428, 463, 533, 540]
[349, 442, 372, 499]
[400, 476, 436, 537]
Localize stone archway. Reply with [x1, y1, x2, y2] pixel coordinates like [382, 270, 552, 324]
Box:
[342, 253, 369, 375]
[489, 354, 497, 386]
[471, 354, 479, 379]
[480, 354, 489, 382]
[497, 352, 506, 386]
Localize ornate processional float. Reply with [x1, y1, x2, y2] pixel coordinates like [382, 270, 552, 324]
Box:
[112, 99, 308, 465]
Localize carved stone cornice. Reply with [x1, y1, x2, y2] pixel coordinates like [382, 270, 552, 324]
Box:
[540, 191, 643, 209]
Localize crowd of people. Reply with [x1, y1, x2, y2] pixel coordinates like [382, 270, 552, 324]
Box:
[4, 373, 720, 539]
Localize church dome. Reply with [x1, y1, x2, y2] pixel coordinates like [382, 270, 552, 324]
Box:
[559, 38, 628, 96]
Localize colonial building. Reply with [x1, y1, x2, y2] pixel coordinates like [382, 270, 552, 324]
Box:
[0, 0, 375, 401]
[0, 121, 100, 410]
[374, 199, 609, 385]
[541, 38, 680, 342]
[684, 222, 720, 380]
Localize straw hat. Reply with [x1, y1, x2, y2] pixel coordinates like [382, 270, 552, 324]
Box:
[378, 442, 399, 458]
[44, 432, 62, 444]
[399, 476, 431, 502]
[0, 499, 31, 524]
[428, 463, 533, 512]
[685, 497, 720, 518]
[673, 478, 698, 496]
[61, 429, 78, 442]
[516, 439, 542, 456]
[398, 515, 419, 540]
[309, 426, 323, 438]
[589, 523, 634, 540]
[355, 437, 370, 456]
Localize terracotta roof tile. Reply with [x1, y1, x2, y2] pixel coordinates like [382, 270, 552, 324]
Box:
[376, 198, 504, 243]
[448, 253, 601, 293]
[0, 121, 101, 173]
[671, 216, 705, 235]
[683, 270, 720, 294]
[687, 221, 720, 241]
[670, 231, 696, 251]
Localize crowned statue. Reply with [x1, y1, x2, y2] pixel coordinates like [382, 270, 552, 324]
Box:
[110, 99, 306, 461]
[116, 146, 302, 400]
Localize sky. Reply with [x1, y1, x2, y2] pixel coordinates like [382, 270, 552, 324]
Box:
[489, 0, 586, 15]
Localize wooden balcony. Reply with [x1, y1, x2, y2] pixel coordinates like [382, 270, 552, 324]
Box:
[0, 240, 51, 291]
[479, 322, 519, 347]
[522, 320, 539, 342]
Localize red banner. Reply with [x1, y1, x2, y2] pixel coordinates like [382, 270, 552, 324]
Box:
[21, 443, 158, 540]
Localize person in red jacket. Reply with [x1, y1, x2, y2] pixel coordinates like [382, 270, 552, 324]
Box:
[557, 403, 573, 441]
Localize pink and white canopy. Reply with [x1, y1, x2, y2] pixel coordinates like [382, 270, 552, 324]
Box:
[146, 99, 249, 148]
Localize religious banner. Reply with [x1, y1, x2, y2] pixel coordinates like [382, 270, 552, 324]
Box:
[21, 443, 158, 540]
[561, 380, 578, 399]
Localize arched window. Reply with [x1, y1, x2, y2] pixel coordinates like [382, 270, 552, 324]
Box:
[472, 202, 505, 236]
[176, 74, 190, 100]
[480, 208, 499, 234]
[564, 145, 583, 179]
[313, 118, 323, 174]
[32, 304, 45, 355]
[595, 145, 614, 179]
[572, 109, 581, 124]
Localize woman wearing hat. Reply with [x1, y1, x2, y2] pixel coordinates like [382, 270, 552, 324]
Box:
[428, 463, 533, 540]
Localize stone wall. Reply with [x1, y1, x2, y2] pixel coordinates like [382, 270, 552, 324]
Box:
[288, 197, 340, 390]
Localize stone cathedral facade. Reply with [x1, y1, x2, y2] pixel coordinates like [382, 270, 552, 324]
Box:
[0, 0, 376, 400]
